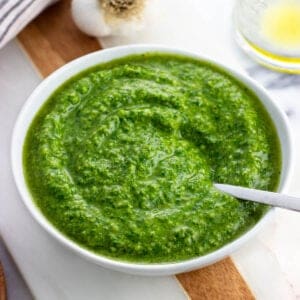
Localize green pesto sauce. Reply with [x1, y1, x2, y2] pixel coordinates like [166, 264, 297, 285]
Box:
[23, 53, 281, 263]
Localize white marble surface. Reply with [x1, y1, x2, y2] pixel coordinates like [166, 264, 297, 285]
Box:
[0, 0, 299, 299]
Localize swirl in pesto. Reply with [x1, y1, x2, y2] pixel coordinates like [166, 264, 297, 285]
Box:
[23, 54, 281, 263]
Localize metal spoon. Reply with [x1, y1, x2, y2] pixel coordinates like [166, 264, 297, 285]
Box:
[214, 183, 300, 212]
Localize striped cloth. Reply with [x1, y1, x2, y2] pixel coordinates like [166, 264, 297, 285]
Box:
[0, 0, 57, 49]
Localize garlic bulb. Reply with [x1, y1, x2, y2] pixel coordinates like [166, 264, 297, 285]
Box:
[71, 0, 147, 37]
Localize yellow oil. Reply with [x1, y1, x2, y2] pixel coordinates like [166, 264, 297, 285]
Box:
[261, 1, 300, 49]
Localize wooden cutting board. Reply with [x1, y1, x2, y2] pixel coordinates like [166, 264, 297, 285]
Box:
[18, 1, 254, 299]
[0, 262, 6, 300]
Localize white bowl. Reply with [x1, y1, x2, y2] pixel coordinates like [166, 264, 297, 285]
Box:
[11, 45, 293, 276]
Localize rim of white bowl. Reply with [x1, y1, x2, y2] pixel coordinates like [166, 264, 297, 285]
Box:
[11, 44, 293, 276]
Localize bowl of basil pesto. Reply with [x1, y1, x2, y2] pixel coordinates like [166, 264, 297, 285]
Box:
[12, 45, 292, 275]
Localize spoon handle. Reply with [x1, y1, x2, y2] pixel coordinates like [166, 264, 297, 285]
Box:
[214, 183, 300, 212]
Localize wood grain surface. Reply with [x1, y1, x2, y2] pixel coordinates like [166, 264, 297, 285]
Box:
[177, 258, 255, 300]
[0, 262, 6, 300]
[17, 1, 255, 299]
[18, 0, 100, 77]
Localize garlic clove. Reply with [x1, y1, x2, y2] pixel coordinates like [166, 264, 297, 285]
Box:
[71, 0, 147, 38]
[72, 0, 112, 37]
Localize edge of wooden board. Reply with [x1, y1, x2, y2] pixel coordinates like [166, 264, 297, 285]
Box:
[0, 262, 7, 300]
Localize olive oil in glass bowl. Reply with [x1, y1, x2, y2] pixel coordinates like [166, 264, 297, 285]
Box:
[234, 0, 300, 73]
